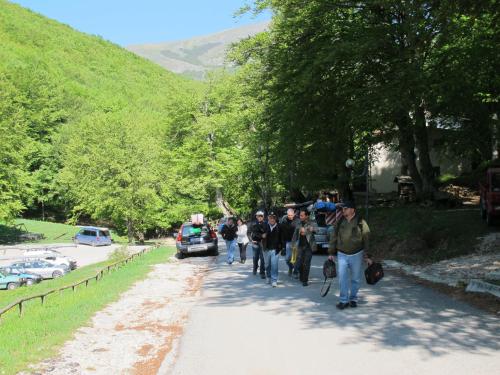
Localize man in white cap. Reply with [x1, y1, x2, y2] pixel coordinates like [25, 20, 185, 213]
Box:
[248, 210, 267, 278]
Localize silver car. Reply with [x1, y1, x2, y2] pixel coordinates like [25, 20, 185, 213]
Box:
[9, 260, 69, 279]
[23, 249, 77, 270]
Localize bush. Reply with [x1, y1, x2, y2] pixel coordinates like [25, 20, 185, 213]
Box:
[107, 245, 131, 263]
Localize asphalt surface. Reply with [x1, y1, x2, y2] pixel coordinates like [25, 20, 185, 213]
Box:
[167, 242, 500, 375]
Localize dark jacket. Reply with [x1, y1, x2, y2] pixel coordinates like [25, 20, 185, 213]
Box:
[280, 216, 299, 244]
[291, 219, 318, 251]
[264, 223, 282, 252]
[220, 223, 238, 241]
[248, 220, 267, 243]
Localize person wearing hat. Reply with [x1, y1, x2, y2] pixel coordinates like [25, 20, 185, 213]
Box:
[328, 201, 370, 309]
[263, 212, 282, 287]
[248, 210, 267, 278]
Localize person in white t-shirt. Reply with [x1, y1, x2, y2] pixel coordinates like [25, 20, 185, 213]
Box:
[236, 218, 249, 264]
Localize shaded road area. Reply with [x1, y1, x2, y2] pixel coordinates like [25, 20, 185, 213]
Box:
[169, 245, 500, 375]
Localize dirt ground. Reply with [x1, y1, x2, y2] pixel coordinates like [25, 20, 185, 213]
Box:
[23, 255, 214, 375]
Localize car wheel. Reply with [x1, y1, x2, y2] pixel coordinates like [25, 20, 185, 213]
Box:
[209, 248, 219, 256]
[91, 241, 97, 247]
[7, 282, 19, 290]
[26, 279, 35, 286]
[175, 252, 185, 259]
[52, 270, 63, 278]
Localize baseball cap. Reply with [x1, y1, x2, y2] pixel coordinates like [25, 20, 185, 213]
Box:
[268, 211, 277, 218]
[256, 210, 265, 216]
[342, 201, 356, 209]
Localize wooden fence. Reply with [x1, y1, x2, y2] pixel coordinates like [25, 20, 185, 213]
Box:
[0, 245, 158, 322]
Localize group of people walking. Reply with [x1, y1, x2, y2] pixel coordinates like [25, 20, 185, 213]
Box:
[220, 201, 370, 309]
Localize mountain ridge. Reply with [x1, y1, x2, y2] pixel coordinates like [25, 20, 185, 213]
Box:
[127, 21, 269, 79]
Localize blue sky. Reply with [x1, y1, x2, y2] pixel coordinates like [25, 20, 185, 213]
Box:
[10, 0, 271, 46]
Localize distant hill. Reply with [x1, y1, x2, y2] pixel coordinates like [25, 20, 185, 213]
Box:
[0, 0, 196, 118]
[127, 21, 270, 80]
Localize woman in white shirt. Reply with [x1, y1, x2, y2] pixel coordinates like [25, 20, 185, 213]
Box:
[236, 218, 249, 264]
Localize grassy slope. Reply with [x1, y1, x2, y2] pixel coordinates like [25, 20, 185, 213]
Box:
[369, 206, 493, 264]
[0, 246, 175, 375]
[0, 0, 198, 114]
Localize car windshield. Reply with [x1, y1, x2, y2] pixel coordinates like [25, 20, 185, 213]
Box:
[0, 270, 6, 277]
[99, 230, 110, 237]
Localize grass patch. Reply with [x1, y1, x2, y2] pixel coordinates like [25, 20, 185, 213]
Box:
[369, 206, 494, 264]
[0, 219, 127, 245]
[0, 246, 175, 375]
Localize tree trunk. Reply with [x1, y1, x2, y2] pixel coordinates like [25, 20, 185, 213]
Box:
[216, 188, 233, 217]
[397, 114, 423, 194]
[126, 217, 134, 243]
[413, 102, 435, 195]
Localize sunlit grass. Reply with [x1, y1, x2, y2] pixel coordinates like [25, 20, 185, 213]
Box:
[0, 246, 175, 375]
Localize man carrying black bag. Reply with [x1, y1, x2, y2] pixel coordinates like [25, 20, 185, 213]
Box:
[328, 201, 370, 310]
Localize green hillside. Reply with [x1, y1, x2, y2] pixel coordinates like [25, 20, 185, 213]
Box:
[0, 0, 196, 112]
[0, 0, 207, 236]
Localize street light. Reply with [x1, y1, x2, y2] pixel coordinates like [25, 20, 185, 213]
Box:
[345, 158, 355, 169]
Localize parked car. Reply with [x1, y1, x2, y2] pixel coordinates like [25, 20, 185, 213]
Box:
[175, 221, 218, 258]
[9, 260, 69, 279]
[0, 269, 26, 290]
[479, 167, 500, 226]
[0, 267, 42, 286]
[74, 226, 112, 246]
[23, 249, 77, 270]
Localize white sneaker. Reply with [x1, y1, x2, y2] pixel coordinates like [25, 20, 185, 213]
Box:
[272, 281, 277, 288]
[266, 278, 271, 284]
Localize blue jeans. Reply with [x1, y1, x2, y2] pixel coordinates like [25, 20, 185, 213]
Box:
[252, 242, 265, 275]
[225, 239, 237, 264]
[285, 242, 293, 272]
[337, 250, 364, 303]
[263, 249, 279, 283]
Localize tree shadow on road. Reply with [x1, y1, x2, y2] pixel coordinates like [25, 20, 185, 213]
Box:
[199, 249, 500, 358]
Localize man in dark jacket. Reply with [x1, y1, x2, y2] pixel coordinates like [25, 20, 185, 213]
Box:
[280, 208, 299, 277]
[220, 217, 238, 265]
[328, 201, 370, 309]
[263, 212, 282, 287]
[248, 210, 267, 278]
[291, 209, 318, 286]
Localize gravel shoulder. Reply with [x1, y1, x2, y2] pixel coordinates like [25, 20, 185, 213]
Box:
[23, 255, 214, 375]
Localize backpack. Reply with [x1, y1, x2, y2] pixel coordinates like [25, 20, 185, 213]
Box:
[365, 262, 384, 285]
[320, 259, 337, 297]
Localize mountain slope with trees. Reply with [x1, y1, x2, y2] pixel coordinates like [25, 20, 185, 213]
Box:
[0, 0, 256, 240]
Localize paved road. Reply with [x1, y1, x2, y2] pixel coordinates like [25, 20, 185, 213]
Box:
[168, 244, 500, 375]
